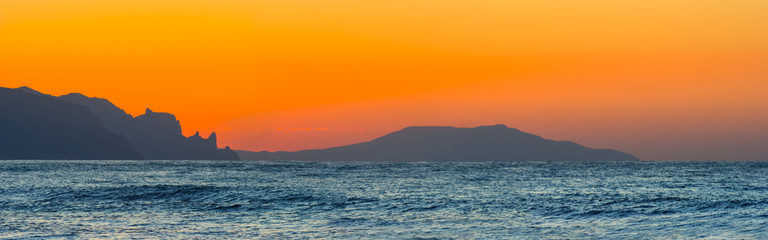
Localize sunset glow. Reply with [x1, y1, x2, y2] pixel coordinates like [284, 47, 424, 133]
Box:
[2, 0, 767, 160]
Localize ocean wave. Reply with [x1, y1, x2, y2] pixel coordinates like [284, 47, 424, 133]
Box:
[3, 160, 768, 239]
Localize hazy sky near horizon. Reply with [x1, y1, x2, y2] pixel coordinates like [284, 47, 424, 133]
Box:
[2, 0, 767, 160]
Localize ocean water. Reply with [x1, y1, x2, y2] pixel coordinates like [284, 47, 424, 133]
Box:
[1, 161, 768, 239]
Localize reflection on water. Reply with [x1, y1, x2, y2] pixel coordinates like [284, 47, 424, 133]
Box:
[2, 160, 768, 239]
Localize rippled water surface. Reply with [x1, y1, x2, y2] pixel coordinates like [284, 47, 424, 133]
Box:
[2, 161, 768, 239]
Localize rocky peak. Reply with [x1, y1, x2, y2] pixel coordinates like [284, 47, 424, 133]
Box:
[135, 108, 182, 136]
[15, 86, 46, 96]
[206, 132, 218, 148]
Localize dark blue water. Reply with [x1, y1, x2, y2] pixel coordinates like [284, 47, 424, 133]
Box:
[2, 161, 768, 239]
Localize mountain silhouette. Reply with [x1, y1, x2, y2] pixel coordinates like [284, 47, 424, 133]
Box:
[0, 87, 144, 160]
[237, 125, 639, 161]
[0, 87, 238, 160]
[57, 92, 238, 160]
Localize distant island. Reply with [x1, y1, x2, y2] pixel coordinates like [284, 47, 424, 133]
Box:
[237, 125, 639, 162]
[0, 87, 238, 160]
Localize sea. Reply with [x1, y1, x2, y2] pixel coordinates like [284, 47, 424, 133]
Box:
[1, 160, 768, 239]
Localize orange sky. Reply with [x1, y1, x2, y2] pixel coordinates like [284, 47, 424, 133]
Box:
[2, 0, 767, 160]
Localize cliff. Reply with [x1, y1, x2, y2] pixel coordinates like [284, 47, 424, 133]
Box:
[0, 87, 144, 160]
[58, 93, 238, 160]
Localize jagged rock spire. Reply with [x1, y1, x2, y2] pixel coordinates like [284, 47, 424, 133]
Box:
[207, 132, 218, 148]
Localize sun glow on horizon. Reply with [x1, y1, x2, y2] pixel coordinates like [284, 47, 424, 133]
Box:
[2, 0, 768, 160]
